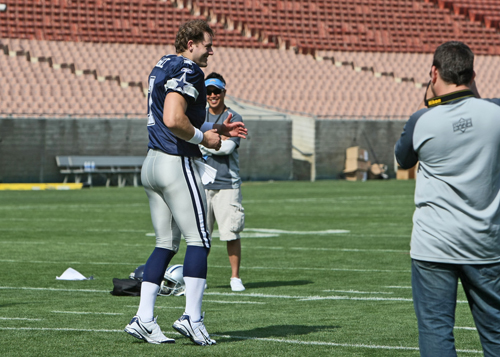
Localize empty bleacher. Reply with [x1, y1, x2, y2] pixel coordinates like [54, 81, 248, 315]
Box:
[427, 0, 500, 28]
[1, 0, 500, 119]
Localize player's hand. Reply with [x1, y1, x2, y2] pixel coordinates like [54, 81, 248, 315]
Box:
[201, 129, 222, 151]
[218, 113, 248, 138]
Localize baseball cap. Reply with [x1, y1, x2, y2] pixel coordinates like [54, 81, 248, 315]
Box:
[205, 78, 225, 90]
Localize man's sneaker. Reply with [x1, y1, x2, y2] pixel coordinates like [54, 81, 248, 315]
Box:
[230, 278, 245, 291]
[172, 313, 216, 346]
[124, 315, 175, 344]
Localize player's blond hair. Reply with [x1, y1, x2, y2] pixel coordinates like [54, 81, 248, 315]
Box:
[175, 20, 214, 53]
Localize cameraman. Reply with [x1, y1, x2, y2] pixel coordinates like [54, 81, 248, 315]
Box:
[396, 41, 500, 356]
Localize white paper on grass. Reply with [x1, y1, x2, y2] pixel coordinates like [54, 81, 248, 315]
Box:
[56, 267, 93, 280]
[194, 159, 217, 185]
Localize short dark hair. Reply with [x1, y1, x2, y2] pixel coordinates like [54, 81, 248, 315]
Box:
[205, 72, 226, 84]
[432, 41, 474, 86]
[175, 20, 214, 53]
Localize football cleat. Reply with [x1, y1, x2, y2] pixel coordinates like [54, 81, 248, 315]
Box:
[172, 313, 216, 346]
[124, 315, 175, 344]
[230, 278, 245, 291]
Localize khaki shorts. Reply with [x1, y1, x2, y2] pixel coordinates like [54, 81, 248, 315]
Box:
[205, 188, 245, 241]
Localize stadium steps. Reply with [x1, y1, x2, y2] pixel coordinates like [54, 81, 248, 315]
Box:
[189, 0, 500, 55]
[426, 0, 500, 39]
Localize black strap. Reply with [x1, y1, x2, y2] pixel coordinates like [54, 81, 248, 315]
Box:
[425, 88, 475, 108]
[206, 106, 227, 124]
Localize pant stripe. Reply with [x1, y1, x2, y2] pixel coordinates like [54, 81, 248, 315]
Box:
[181, 156, 211, 248]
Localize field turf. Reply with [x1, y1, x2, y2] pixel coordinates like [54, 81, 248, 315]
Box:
[0, 180, 483, 356]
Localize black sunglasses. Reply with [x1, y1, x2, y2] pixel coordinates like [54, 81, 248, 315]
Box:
[207, 88, 222, 95]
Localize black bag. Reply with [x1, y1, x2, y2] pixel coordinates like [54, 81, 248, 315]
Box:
[110, 278, 141, 296]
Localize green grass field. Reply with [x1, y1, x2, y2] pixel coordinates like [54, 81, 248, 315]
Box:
[0, 180, 483, 356]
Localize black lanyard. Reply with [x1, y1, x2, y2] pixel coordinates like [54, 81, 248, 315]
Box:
[424, 84, 475, 108]
[206, 106, 227, 124]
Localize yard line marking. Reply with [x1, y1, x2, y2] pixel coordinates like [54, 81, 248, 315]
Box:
[204, 292, 407, 302]
[386, 284, 463, 289]
[0, 203, 145, 210]
[0, 317, 42, 321]
[217, 334, 482, 353]
[323, 290, 394, 295]
[0, 241, 409, 254]
[244, 228, 350, 235]
[455, 327, 477, 331]
[0, 327, 481, 353]
[0, 287, 413, 302]
[211, 334, 481, 353]
[216, 266, 410, 273]
[204, 292, 470, 304]
[147, 306, 184, 309]
[0, 228, 147, 233]
[1, 286, 426, 303]
[0, 260, 410, 273]
[242, 195, 412, 204]
[51, 311, 123, 315]
[0, 287, 110, 293]
[0, 327, 125, 333]
[0, 241, 149, 247]
[299, 296, 414, 302]
[0, 244, 410, 254]
[204, 300, 265, 305]
[301, 296, 471, 303]
[0, 259, 143, 266]
[290, 247, 408, 253]
[125, 305, 184, 309]
[149, 228, 350, 239]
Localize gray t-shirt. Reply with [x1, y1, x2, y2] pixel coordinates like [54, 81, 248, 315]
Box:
[203, 108, 242, 190]
[395, 96, 500, 264]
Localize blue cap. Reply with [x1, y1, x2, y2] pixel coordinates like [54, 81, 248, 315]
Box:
[205, 78, 225, 90]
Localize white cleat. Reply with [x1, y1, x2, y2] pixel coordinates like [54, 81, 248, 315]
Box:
[230, 278, 246, 291]
[172, 313, 216, 346]
[124, 315, 175, 344]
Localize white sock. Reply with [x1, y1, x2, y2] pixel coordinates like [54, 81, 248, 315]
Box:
[136, 281, 159, 323]
[184, 277, 206, 322]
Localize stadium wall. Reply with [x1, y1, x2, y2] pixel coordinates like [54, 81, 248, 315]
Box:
[0, 118, 293, 184]
[314, 119, 406, 180]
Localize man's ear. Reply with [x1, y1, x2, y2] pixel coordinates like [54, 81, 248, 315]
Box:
[187, 40, 194, 52]
[430, 66, 439, 84]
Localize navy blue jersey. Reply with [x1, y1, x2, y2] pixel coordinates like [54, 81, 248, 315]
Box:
[146, 55, 207, 157]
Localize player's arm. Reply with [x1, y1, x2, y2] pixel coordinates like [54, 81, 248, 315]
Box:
[395, 114, 420, 169]
[200, 139, 237, 156]
[163, 92, 221, 149]
[213, 113, 247, 138]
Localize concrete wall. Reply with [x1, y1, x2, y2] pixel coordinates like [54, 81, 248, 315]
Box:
[0, 118, 293, 184]
[0, 117, 406, 183]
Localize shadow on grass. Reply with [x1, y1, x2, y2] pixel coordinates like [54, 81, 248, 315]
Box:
[216, 324, 341, 342]
[214, 280, 313, 289]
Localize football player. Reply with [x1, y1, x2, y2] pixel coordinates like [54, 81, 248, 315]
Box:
[124, 20, 247, 346]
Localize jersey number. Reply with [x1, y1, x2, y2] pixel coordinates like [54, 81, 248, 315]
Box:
[147, 76, 156, 126]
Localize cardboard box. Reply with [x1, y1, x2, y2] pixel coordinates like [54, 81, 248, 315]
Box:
[346, 146, 369, 161]
[345, 170, 368, 182]
[344, 158, 371, 172]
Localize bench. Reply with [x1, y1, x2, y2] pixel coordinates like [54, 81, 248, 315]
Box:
[55, 156, 145, 187]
